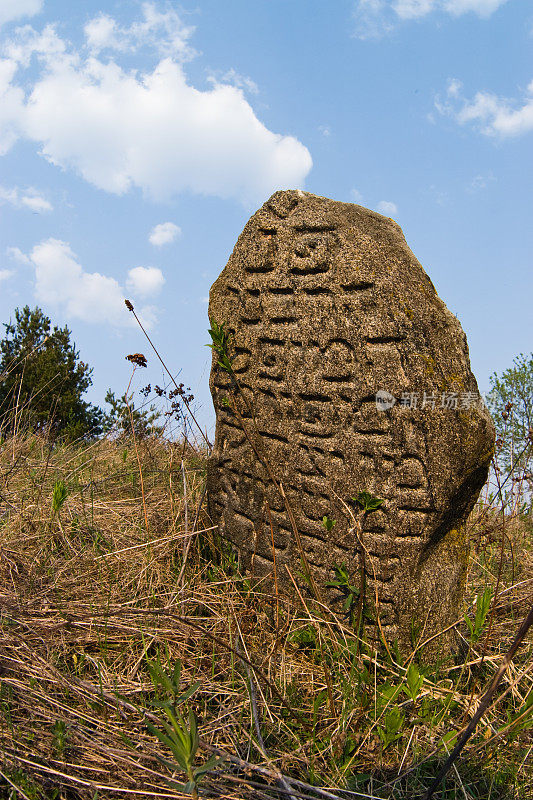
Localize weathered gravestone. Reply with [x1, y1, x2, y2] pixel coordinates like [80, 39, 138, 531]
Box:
[207, 190, 494, 652]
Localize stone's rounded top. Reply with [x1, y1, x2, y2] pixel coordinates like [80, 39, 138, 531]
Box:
[258, 188, 404, 234]
[212, 188, 447, 339]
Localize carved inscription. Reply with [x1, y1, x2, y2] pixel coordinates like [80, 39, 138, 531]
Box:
[208, 190, 495, 653]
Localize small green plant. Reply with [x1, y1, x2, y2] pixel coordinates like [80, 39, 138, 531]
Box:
[146, 651, 200, 710]
[464, 586, 492, 644]
[377, 705, 405, 749]
[353, 491, 384, 513]
[0, 681, 14, 730]
[345, 492, 384, 643]
[207, 319, 233, 374]
[404, 662, 424, 703]
[326, 564, 360, 625]
[440, 729, 459, 749]
[51, 480, 68, 516]
[501, 687, 533, 740]
[147, 707, 222, 798]
[410, 617, 423, 648]
[51, 719, 68, 757]
[375, 681, 402, 712]
[322, 515, 336, 532]
[290, 624, 318, 651]
[143, 652, 223, 798]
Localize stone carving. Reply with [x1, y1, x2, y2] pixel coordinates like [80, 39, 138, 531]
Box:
[207, 190, 494, 652]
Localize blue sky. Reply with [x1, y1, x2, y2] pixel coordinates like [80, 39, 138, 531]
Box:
[0, 0, 531, 437]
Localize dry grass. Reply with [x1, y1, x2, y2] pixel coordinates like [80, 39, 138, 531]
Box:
[0, 431, 532, 799]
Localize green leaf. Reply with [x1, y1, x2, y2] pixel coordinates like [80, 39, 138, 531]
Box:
[157, 772, 190, 793]
[146, 721, 186, 769]
[155, 753, 188, 774]
[441, 730, 459, 748]
[322, 515, 336, 532]
[405, 663, 424, 702]
[51, 480, 68, 515]
[171, 659, 182, 688]
[353, 491, 384, 513]
[194, 754, 224, 777]
[207, 319, 234, 374]
[463, 612, 474, 636]
[176, 681, 201, 706]
[165, 708, 190, 747]
[464, 587, 492, 643]
[147, 660, 175, 696]
[378, 683, 402, 704]
[189, 707, 199, 754]
[118, 731, 136, 749]
[385, 706, 404, 734]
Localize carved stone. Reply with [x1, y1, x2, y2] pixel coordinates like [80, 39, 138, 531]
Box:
[207, 190, 494, 653]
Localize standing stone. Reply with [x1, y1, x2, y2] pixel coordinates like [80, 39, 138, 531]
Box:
[207, 190, 494, 653]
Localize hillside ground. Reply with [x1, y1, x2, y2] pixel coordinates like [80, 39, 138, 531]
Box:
[0, 432, 532, 799]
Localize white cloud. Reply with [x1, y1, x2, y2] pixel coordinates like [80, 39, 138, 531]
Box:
[21, 238, 155, 328]
[377, 200, 398, 215]
[353, 0, 509, 38]
[467, 172, 496, 192]
[444, 0, 509, 15]
[0, 59, 25, 154]
[446, 78, 462, 98]
[30, 239, 129, 325]
[0, 185, 19, 204]
[84, 15, 122, 53]
[0, 0, 42, 27]
[149, 222, 181, 246]
[352, 0, 396, 40]
[436, 77, 533, 138]
[350, 188, 364, 203]
[3, 23, 67, 67]
[393, 0, 436, 20]
[0, 184, 52, 212]
[210, 68, 259, 95]
[0, 268, 13, 281]
[84, 2, 196, 60]
[6, 245, 31, 264]
[126, 266, 165, 298]
[0, 185, 20, 205]
[0, 26, 67, 154]
[21, 192, 52, 212]
[0, 11, 312, 205]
